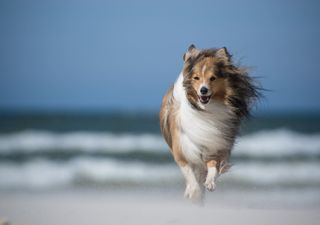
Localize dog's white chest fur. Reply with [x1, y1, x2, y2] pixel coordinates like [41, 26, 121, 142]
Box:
[173, 73, 234, 165]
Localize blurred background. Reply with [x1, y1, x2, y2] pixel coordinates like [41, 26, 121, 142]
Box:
[0, 0, 320, 210]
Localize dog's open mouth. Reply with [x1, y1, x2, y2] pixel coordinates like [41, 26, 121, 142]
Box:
[199, 95, 211, 104]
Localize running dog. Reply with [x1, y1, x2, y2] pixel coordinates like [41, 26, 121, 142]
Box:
[160, 45, 258, 203]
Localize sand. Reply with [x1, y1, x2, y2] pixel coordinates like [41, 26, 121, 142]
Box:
[0, 190, 319, 225]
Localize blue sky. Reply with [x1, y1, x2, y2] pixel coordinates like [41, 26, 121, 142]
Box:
[0, 0, 320, 112]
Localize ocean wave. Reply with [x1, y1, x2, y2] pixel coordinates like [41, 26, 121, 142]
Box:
[0, 129, 319, 158]
[0, 158, 319, 190]
[0, 158, 180, 190]
[226, 162, 320, 185]
[234, 129, 320, 157]
[0, 130, 166, 153]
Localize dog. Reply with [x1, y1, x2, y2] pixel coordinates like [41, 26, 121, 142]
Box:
[160, 45, 258, 203]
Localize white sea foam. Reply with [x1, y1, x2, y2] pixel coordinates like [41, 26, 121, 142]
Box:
[0, 129, 319, 157]
[0, 158, 319, 190]
[0, 158, 180, 190]
[234, 129, 320, 157]
[0, 130, 166, 153]
[225, 162, 320, 185]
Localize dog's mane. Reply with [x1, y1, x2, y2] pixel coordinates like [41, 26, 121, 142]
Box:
[182, 48, 259, 117]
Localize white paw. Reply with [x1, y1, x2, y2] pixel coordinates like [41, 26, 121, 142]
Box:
[204, 179, 216, 192]
[204, 167, 217, 191]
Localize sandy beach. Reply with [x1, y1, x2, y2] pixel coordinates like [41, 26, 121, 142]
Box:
[1, 190, 319, 225]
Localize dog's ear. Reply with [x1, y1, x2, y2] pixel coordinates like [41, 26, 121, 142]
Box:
[216, 47, 231, 63]
[183, 44, 200, 62]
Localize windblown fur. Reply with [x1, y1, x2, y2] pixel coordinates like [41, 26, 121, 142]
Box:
[160, 45, 259, 203]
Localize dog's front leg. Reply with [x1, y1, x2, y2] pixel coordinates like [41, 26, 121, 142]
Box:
[204, 160, 218, 191]
[171, 143, 203, 202]
[179, 164, 203, 202]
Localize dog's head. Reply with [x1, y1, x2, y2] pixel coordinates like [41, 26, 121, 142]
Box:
[182, 44, 258, 117]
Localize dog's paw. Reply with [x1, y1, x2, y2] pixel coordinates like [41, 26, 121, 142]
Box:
[204, 167, 217, 191]
[204, 179, 216, 192]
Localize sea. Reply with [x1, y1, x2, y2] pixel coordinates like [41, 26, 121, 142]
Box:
[0, 111, 320, 206]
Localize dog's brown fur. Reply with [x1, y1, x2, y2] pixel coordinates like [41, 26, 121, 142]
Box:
[182, 45, 258, 116]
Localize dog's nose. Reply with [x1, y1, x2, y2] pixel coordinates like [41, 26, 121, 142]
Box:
[200, 87, 208, 95]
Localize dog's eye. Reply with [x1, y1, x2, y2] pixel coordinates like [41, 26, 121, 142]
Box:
[193, 76, 200, 80]
[210, 76, 216, 81]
